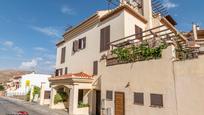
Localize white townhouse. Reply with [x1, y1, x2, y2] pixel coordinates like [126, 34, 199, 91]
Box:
[7, 72, 51, 96]
[49, 0, 204, 115]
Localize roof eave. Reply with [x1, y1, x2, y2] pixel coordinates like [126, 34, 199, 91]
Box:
[63, 14, 100, 38]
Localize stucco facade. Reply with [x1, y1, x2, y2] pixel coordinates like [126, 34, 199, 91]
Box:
[50, 1, 204, 115]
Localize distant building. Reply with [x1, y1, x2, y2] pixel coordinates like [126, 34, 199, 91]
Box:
[183, 24, 204, 53]
[6, 72, 51, 96]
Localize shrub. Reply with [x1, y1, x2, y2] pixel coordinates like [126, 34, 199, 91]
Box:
[78, 101, 89, 108]
[33, 86, 40, 98]
[26, 86, 40, 101]
[26, 90, 30, 101]
[54, 92, 68, 104]
[0, 85, 4, 91]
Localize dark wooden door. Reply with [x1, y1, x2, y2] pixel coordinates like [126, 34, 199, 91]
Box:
[115, 92, 125, 115]
[96, 90, 101, 115]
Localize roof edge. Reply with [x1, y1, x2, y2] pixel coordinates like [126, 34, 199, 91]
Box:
[63, 14, 99, 38]
[100, 4, 148, 24]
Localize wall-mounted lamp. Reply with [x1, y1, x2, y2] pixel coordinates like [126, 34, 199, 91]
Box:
[125, 82, 130, 88]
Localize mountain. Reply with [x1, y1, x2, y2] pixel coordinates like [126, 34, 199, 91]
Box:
[0, 70, 30, 84]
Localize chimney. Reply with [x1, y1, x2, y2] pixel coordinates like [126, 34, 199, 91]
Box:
[197, 25, 200, 30]
[193, 24, 198, 40]
[120, 0, 153, 28]
[143, 0, 153, 29]
[119, 0, 125, 5]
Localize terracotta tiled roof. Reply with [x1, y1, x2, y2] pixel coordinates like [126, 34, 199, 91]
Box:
[49, 72, 93, 81]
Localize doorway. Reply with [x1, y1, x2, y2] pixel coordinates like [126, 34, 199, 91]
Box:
[96, 90, 101, 115]
[115, 92, 125, 115]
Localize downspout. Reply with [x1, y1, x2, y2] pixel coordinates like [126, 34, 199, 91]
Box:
[172, 60, 179, 115]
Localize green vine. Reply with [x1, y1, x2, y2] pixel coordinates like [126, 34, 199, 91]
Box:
[112, 41, 168, 62]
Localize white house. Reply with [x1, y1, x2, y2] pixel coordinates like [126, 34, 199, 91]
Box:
[7, 72, 51, 96]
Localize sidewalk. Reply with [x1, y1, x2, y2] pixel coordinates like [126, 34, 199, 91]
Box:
[1, 96, 68, 115]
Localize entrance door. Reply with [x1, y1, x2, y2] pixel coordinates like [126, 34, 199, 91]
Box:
[96, 90, 101, 115]
[115, 92, 125, 115]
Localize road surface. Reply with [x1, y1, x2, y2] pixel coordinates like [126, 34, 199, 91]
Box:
[0, 97, 67, 115]
[0, 97, 44, 115]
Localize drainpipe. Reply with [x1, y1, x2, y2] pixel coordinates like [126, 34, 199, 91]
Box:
[193, 24, 198, 40]
[172, 61, 179, 115]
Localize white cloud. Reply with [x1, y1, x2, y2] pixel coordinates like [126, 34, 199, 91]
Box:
[44, 61, 52, 64]
[0, 40, 24, 56]
[19, 59, 38, 70]
[33, 47, 47, 52]
[3, 41, 13, 47]
[163, 0, 178, 9]
[13, 46, 24, 54]
[31, 26, 60, 38]
[36, 57, 43, 61]
[61, 6, 76, 15]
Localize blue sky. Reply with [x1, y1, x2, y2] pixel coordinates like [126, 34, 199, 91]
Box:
[0, 0, 203, 74]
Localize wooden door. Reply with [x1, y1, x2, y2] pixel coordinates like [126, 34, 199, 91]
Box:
[115, 92, 125, 115]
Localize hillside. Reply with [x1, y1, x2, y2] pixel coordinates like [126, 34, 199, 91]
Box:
[0, 70, 30, 84]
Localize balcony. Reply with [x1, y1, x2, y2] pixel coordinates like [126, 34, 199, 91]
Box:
[105, 25, 199, 66]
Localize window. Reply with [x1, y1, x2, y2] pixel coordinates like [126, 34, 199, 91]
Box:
[78, 90, 84, 103]
[100, 26, 110, 52]
[73, 37, 86, 53]
[135, 25, 143, 40]
[106, 90, 113, 101]
[150, 94, 163, 107]
[79, 37, 86, 49]
[61, 47, 66, 64]
[134, 92, 144, 105]
[55, 69, 63, 76]
[65, 67, 68, 74]
[93, 61, 98, 75]
[73, 40, 79, 53]
[55, 69, 59, 76]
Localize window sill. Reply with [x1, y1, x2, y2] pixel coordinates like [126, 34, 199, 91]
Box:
[106, 99, 113, 101]
[134, 103, 144, 106]
[149, 105, 163, 108]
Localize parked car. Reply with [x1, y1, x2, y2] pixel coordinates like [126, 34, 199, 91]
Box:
[17, 111, 29, 115]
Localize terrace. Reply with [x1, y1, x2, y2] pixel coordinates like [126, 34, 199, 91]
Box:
[105, 24, 199, 66]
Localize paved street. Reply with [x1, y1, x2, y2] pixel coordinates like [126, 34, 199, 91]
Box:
[0, 97, 68, 115]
